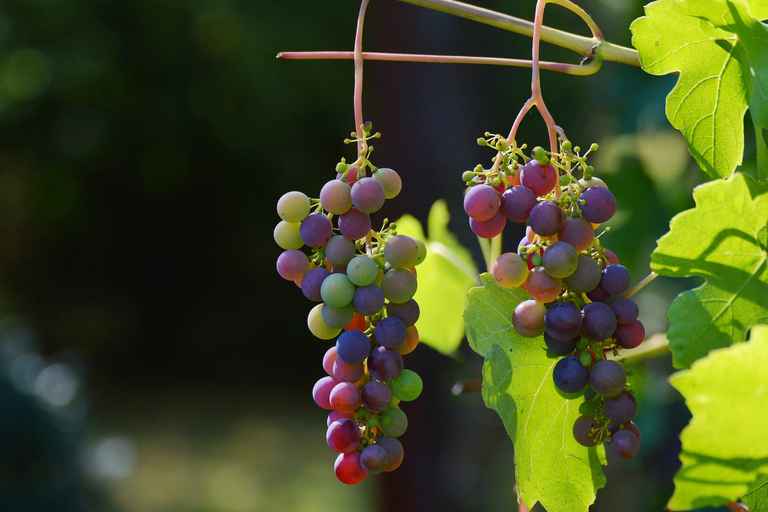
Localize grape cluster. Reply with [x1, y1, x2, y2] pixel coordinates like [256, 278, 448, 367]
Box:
[275, 126, 425, 484]
[463, 137, 644, 460]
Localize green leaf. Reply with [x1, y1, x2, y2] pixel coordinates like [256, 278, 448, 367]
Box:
[465, 274, 606, 512]
[667, 324, 768, 510]
[743, 475, 768, 512]
[630, 0, 768, 182]
[651, 172, 768, 368]
[394, 200, 478, 354]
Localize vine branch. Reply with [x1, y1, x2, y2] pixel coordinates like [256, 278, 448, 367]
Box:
[395, 0, 639, 66]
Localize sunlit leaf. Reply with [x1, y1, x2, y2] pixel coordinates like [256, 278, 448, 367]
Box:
[668, 325, 768, 510]
[631, 0, 768, 182]
[651, 172, 768, 368]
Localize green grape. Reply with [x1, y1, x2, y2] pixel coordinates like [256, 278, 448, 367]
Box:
[320, 274, 356, 308]
[347, 255, 379, 287]
[277, 191, 310, 222]
[379, 407, 408, 437]
[390, 370, 422, 401]
[273, 221, 303, 250]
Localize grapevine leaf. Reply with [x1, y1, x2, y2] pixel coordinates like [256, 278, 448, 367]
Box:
[465, 274, 606, 512]
[668, 324, 768, 510]
[394, 200, 478, 354]
[743, 476, 768, 512]
[630, 0, 768, 182]
[651, 172, 768, 368]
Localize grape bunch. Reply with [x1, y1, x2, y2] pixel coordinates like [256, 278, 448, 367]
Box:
[274, 126, 425, 483]
[462, 137, 644, 460]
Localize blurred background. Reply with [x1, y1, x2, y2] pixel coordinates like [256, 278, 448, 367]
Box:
[0, 0, 748, 510]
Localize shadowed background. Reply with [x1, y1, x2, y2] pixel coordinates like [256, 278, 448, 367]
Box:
[0, 0, 733, 510]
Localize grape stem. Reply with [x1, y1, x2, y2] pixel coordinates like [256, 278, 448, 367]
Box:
[725, 502, 749, 512]
[277, 51, 601, 75]
[353, 0, 370, 164]
[621, 271, 658, 299]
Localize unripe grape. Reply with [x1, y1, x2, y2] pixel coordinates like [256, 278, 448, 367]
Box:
[384, 235, 419, 268]
[277, 191, 310, 222]
[391, 369, 422, 401]
[379, 407, 408, 437]
[274, 221, 304, 250]
[513, 299, 546, 337]
[347, 255, 379, 286]
[492, 252, 528, 288]
[320, 180, 352, 214]
[373, 168, 402, 199]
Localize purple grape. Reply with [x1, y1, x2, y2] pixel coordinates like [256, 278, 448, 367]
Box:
[301, 267, 330, 302]
[580, 186, 616, 224]
[463, 184, 499, 221]
[469, 209, 506, 238]
[609, 430, 639, 460]
[557, 216, 594, 252]
[553, 356, 590, 393]
[513, 299, 546, 338]
[544, 332, 578, 355]
[589, 360, 626, 397]
[612, 298, 639, 325]
[519, 160, 557, 196]
[300, 214, 333, 248]
[529, 201, 563, 237]
[586, 283, 611, 302]
[615, 320, 645, 349]
[573, 414, 600, 447]
[320, 179, 352, 215]
[325, 235, 356, 267]
[541, 241, 578, 278]
[339, 208, 371, 240]
[353, 284, 385, 316]
[375, 317, 407, 348]
[603, 390, 637, 423]
[386, 299, 420, 327]
[360, 444, 389, 474]
[336, 330, 370, 364]
[312, 376, 338, 410]
[500, 185, 537, 222]
[544, 302, 583, 341]
[327, 409, 356, 427]
[581, 302, 617, 342]
[276, 249, 309, 281]
[367, 346, 403, 382]
[333, 359, 364, 383]
[374, 437, 404, 472]
[361, 380, 392, 412]
[326, 418, 361, 453]
[601, 264, 631, 295]
[350, 177, 386, 213]
[563, 255, 602, 293]
[329, 381, 361, 412]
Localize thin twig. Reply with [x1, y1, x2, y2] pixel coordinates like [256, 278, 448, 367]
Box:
[277, 51, 601, 75]
[452, 379, 482, 395]
[353, 0, 370, 161]
[621, 271, 658, 299]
